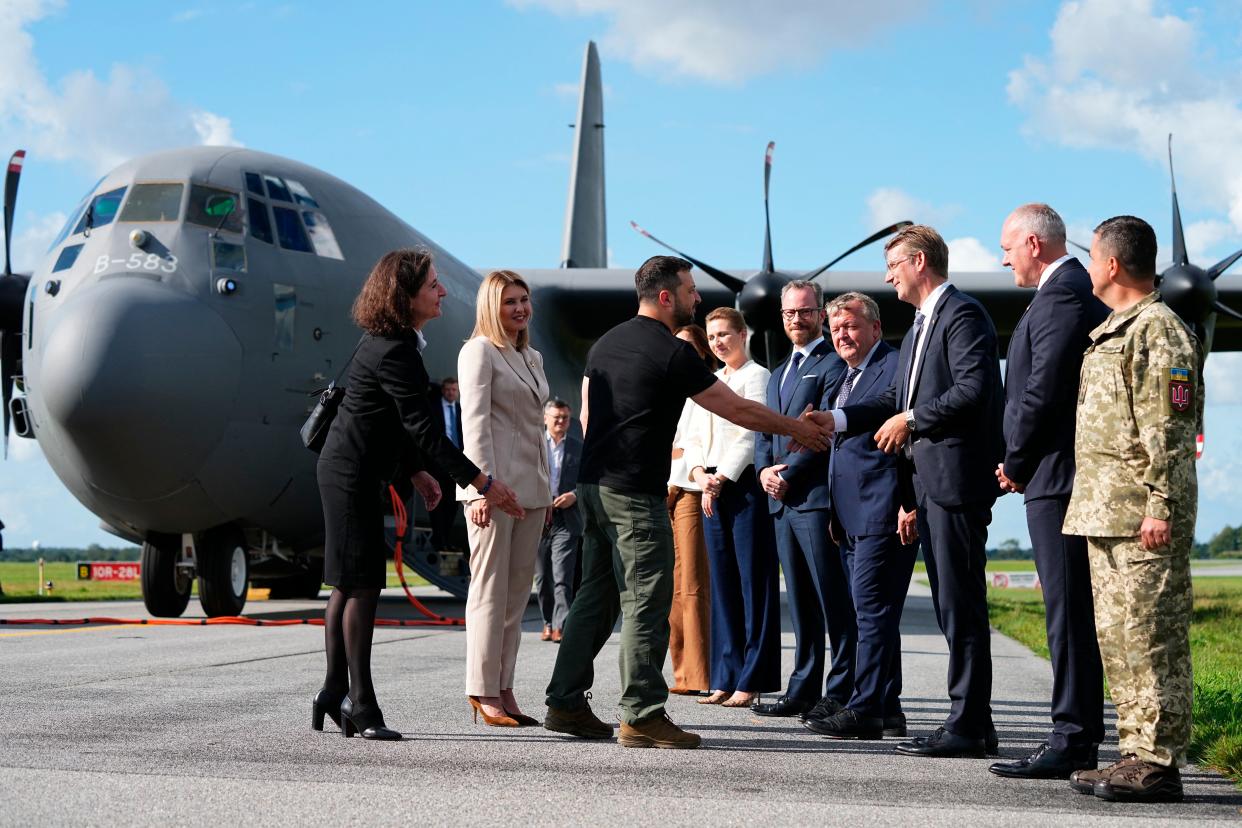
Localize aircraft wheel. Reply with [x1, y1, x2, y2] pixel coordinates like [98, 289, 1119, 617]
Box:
[141, 533, 192, 618]
[197, 527, 249, 617]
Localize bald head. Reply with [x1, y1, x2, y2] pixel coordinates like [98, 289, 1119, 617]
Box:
[1000, 203, 1069, 288]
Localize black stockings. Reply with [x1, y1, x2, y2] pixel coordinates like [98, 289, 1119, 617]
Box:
[323, 586, 382, 707]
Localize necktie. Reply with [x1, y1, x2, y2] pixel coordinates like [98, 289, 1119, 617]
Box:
[446, 404, 459, 447]
[836, 367, 860, 408]
[905, 312, 925, 405]
[779, 351, 804, 410]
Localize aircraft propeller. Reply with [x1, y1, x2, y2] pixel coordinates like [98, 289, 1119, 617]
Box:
[1158, 135, 1242, 355]
[2, 149, 32, 458]
[633, 141, 911, 367]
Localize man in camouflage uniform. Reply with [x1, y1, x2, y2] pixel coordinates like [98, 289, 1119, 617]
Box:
[1063, 215, 1202, 803]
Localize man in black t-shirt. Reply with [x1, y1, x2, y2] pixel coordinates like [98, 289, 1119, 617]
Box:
[544, 255, 835, 749]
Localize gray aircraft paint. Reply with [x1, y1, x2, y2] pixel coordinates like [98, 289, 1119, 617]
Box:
[559, 41, 607, 269]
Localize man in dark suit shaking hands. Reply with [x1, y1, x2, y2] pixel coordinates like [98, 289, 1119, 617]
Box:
[989, 204, 1108, 779]
[752, 280, 852, 719]
[834, 225, 1004, 758]
[804, 292, 916, 740]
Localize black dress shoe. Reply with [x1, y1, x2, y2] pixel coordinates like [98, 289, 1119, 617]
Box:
[882, 713, 907, 738]
[799, 696, 844, 723]
[985, 725, 999, 757]
[340, 697, 401, 740]
[895, 726, 986, 758]
[804, 708, 883, 739]
[752, 695, 813, 717]
[989, 742, 1098, 779]
[312, 688, 345, 732]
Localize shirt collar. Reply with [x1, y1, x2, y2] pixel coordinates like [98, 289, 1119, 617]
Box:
[850, 339, 882, 373]
[413, 328, 428, 352]
[916, 281, 951, 317]
[545, 429, 565, 446]
[1037, 254, 1074, 290]
[1092, 291, 1161, 341]
[792, 335, 825, 360]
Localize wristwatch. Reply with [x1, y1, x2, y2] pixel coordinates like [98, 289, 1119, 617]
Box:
[904, 410, 917, 434]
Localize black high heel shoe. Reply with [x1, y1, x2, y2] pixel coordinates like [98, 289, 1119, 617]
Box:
[339, 697, 401, 740]
[312, 688, 346, 732]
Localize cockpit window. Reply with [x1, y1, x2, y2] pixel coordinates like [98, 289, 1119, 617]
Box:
[301, 211, 344, 259]
[245, 172, 264, 196]
[186, 184, 243, 234]
[49, 177, 104, 250]
[72, 186, 128, 235]
[285, 179, 320, 209]
[119, 183, 184, 222]
[272, 206, 312, 253]
[248, 197, 274, 244]
[264, 175, 293, 202]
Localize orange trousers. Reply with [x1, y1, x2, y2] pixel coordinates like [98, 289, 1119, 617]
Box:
[668, 487, 711, 692]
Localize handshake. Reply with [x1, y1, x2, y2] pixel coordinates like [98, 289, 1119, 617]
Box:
[788, 405, 836, 453]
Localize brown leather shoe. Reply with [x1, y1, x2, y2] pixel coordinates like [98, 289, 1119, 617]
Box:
[541, 625, 553, 642]
[1093, 757, 1183, 802]
[1071, 755, 1138, 794]
[619, 711, 701, 749]
[552, 628, 562, 643]
[544, 698, 613, 740]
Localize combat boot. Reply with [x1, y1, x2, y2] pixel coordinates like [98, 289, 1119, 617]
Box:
[618, 711, 702, 749]
[1071, 756, 1136, 794]
[1094, 757, 1183, 803]
[544, 693, 614, 739]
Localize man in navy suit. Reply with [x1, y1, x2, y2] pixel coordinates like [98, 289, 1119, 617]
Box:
[989, 204, 1108, 779]
[752, 280, 853, 719]
[804, 292, 916, 740]
[428, 377, 465, 551]
[834, 225, 1004, 758]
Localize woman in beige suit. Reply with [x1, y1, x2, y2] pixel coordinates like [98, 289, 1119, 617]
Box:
[457, 269, 552, 727]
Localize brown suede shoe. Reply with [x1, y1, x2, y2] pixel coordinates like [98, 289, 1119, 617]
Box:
[1071, 757, 1133, 794]
[1094, 757, 1183, 803]
[618, 711, 702, 749]
[552, 628, 563, 643]
[544, 698, 613, 740]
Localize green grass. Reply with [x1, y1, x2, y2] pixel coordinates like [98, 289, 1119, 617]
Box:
[988, 576, 1242, 785]
[913, 559, 1039, 575]
[0, 560, 426, 602]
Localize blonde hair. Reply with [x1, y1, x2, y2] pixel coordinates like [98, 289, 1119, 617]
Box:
[472, 269, 532, 350]
[705, 306, 745, 332]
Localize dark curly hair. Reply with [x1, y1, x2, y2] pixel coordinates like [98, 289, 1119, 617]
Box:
[352, 247, 435, 336]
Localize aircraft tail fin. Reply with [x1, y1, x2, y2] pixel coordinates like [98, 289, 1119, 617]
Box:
[560, 41, 606, 268]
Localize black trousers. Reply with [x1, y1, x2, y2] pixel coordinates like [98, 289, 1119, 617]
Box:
[1026, 495, 1105, 751]
[914, 474, 993, 739]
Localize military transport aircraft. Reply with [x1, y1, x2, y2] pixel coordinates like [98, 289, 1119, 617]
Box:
[1, 42, 1239, 618]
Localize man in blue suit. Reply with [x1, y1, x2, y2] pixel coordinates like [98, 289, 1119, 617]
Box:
[752, 280, 853, 718]
[989, 204, 1108, 779]
[804, 292, 916, 740]
[834, 225, 1004, 758]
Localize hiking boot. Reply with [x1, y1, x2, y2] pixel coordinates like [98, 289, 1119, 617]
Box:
[1070, 755, 1137, 795]
[1093, 757, 1183, 803]
[618, 711, 702, 749]
[544, 694, 613, 740]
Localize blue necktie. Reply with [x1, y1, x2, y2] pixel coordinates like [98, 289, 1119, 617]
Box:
[779, 351, 804, 410]
[446, 404, 459, 448]
[836, 367, 860, 408]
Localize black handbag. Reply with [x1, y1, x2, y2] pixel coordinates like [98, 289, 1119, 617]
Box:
[300, 336, 366, 452]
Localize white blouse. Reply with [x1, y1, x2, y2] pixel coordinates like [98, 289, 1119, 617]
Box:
[678, 360, 770, 482]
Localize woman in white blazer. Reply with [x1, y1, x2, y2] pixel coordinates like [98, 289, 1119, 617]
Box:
[680, 307, 781, 708]
[457, 270, 552, 727]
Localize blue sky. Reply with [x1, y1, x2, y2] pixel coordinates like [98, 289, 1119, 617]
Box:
[1, 0, 1241, 548]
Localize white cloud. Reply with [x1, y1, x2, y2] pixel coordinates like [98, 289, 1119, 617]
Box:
[11, 209, 65, 272]
[865, 187, 956, 229]
[948, 236, 1002, 272]
[1185, 219, 1236, 265]
[0, 0, 240, 176]
[1205, 351, 1242, 407]
[510, 0, 928, 84]
[1009, 0, 1242, 237]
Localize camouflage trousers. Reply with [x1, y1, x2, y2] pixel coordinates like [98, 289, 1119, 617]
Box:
[1086, 536, 1193, 767]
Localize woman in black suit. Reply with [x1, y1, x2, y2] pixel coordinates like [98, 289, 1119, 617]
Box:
[314, 247, 524, 740]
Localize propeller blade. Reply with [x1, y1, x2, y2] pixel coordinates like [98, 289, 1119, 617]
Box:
[1207, 247, 1242, 281]
[4, 150, 25, 277]
[1069, 238, 1091, 255]
[1, 331, 14, 458]
[805, 221, 914, 283]
[1212, 300, 1242, 322]
[762, 141, 774, 274]
[1168, 135, 1188, 267]
[629, 220, 746, 293]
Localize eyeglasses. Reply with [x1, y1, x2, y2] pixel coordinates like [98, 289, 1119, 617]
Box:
[780, 307, 821, 320]
[548, 414, 570, 421]
[885, 253, 917, 273]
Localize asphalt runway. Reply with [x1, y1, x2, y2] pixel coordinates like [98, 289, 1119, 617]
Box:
[2, 582, 1239, 826]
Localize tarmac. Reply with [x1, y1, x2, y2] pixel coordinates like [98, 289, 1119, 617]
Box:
[1, 581, 1239, 827]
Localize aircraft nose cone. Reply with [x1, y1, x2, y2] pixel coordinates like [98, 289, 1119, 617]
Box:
[39, 278, 242, 501]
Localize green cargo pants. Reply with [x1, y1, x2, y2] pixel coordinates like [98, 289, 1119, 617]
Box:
[545, 483, 675, 725]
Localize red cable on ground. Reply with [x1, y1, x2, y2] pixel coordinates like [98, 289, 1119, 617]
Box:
[0, 488, 466, 629]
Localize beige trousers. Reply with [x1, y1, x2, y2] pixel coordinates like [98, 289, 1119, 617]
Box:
[668, 487, 711, 692]
[464, 506, 549, 696]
